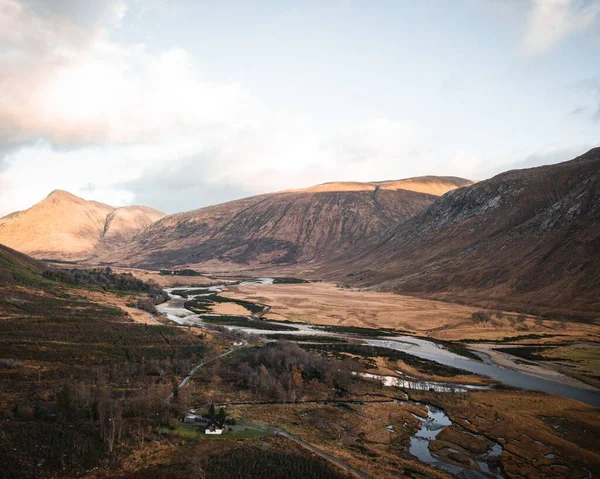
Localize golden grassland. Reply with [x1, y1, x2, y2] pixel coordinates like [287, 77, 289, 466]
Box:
[112, 267, 219, 287]
[209, 301, 252, 315]
[223, 282, 600, 342]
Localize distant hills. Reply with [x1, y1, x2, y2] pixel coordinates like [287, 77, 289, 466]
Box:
[95, 176, 472, 268]
[321, 148, 600, 320]
[0, 176, 471, 267]
[0, 190, 164, 261]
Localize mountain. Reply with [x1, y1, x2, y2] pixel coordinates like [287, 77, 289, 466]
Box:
[322, 148, 600, 321]
[0, 191, 165, 260]
[100, 176, 473, 268]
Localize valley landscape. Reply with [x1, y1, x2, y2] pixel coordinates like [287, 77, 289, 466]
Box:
[1, 2, 599, 478]
[1, 149, 600, 479]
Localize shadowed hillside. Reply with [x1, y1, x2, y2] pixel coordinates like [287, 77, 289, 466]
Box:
[0, 244, 50, 288]
[322, 148, 600, 320]
[0, 244, 208, 477]
[99, 176, 472, 268]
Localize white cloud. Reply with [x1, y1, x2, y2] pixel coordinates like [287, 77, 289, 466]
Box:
[522, 0, 600, 54]
[0, 0, 488, 216]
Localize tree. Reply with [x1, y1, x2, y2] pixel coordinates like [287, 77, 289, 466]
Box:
[208, 403, 216, 419]
[217, 407, 227, 424]
[56, 383, 76, 420]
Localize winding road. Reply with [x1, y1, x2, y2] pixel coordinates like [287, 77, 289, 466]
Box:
[165, 340, 247, 404]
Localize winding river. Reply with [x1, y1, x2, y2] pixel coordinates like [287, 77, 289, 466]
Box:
[157, 281, 600, 409]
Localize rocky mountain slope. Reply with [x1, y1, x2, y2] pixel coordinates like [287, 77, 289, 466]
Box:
[100, 177, 472, 268]
[0, 191, 164, 260]
[322, 148, 600, 320]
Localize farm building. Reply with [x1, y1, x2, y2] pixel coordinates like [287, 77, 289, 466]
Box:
[205, 418, 224, 435]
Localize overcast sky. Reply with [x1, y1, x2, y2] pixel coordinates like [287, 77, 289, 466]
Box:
[0, 0, 599, 215]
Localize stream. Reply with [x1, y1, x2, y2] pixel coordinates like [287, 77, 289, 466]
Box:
[409, 405, 504, 479]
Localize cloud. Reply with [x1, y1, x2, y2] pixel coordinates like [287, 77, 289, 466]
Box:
[522, 0, 600, 54]
[119, 153, 255, 213]
[0, 0, 263, 146]
[0, 1, 533, 217]
[0, 1, 435, 215]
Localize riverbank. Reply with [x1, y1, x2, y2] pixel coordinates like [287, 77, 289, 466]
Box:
[469, 343, 599, 392]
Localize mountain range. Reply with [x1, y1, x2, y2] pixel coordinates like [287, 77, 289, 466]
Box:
[0, 148, 599, 319]
[96, 176, 472, 268]
[0, 176, 471, 266]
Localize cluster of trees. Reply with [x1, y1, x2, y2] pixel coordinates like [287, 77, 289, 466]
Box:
[0, 282, 210, 476]
[42, 267, 170, 313]
[206, 403, 228, 424]
[44, 267, 167, 297]
[471, 311, 492, 323]
[1, 378, 184, 473]
[159, 269, 204, 276]
[472, 310, 530, 327]
[232, 342, 360, 401]
[304, 343, 471, 378]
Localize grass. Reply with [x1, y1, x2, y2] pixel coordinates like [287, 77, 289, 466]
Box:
[497, 346, 557, 362]
[313, 325, 399, 337]
[160, 423, 268, 439]
[459, 333, 563, 343]
[126, 434, 355, 479]
[262, 334, 348, 343]
[0, 244, 54, 289]
[171, 288, 215, 297]
[186, 295, 265, 315]
[431, 340, 483, 361]
[271, 277, 311, 284]
[159, 269, 205, 276]
[199, 315, 299, 331]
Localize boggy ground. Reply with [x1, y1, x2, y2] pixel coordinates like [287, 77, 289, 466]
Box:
[223, 282, 600, 343]
[409, 389, 600, 479]
[177, 340, 600, 479]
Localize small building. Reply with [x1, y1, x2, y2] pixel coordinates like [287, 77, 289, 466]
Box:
[184, 413, 209, 424]
[205, 418, 224, 435]
[184, 413, 197, 424]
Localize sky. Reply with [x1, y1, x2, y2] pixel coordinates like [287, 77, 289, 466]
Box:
[0, 0, 599, 215]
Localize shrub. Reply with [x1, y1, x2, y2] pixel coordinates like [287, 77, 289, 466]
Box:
[472, 311, 492, 323]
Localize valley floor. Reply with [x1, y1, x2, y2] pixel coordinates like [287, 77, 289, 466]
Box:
[223, 281, 600, 343]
